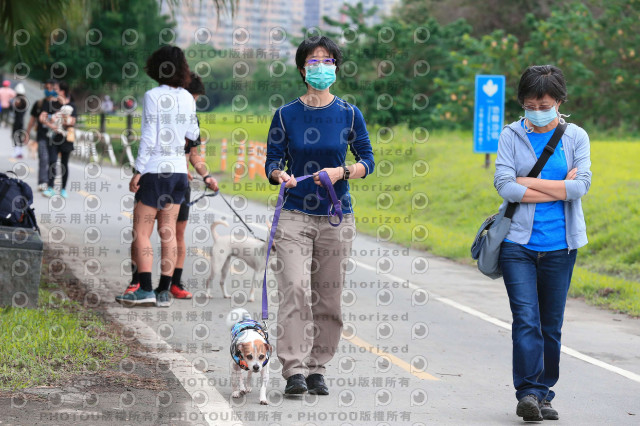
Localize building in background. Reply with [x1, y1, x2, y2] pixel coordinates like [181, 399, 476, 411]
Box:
[165, 0, 399, 59]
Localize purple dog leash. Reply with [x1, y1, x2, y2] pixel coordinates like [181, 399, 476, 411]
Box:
[261, 170, 343, 320]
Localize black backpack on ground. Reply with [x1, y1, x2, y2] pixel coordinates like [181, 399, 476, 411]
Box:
[0, 172, 40, 233]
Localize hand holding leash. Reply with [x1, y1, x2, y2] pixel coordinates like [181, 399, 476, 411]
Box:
[313, 167, 342, 186]
[272, 170, 297, 188]
[204, 174, 219, 191]
[261, 170, 343, 320]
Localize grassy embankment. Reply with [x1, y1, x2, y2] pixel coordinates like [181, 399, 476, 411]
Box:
[83, 112, 640, 316]
[0, 281, 127, 390]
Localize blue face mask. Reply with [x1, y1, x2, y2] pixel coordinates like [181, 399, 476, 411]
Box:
[44, 89, 58, 98]
[524, 104, 558, 127]
[304, 64, 336, 90]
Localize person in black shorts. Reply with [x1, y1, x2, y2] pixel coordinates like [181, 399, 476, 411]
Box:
[120, 72, 217, 300]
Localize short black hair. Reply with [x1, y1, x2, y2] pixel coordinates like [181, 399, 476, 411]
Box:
[295, 36, 343, 85]
[57, 81, 69, 97]
[145, 45, 191, 88]
[517, 65, 567, 105]
[186, 72, 205, 95]
[45, 78, 58, 86]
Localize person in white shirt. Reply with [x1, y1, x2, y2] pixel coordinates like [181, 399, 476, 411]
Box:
[116, 46, 198, 307]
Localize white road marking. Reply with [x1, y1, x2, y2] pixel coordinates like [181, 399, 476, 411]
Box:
[356, 260, 640, 385]
[199, 208, 640, 385]
[107, 306, 242, 426]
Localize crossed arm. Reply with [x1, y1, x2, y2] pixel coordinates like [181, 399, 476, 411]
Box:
[517, 167, 577, 203]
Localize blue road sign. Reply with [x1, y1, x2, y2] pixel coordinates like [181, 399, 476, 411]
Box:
[473, 75, 505, 153]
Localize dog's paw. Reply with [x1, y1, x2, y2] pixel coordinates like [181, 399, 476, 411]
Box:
[231, 391, 242, 398]
[248, 296, 255, 302]
[223, 293, 231, 299]
[244, 387, 252, 393]
[260, 399, 268, 405]
[206, 293, 214, 299]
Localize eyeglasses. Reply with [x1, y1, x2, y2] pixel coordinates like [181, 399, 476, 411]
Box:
[522, 103, 556, 112]
[306, 58, 336, 67]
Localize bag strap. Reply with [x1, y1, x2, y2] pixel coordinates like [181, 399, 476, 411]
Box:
[505, 122, 567, 219]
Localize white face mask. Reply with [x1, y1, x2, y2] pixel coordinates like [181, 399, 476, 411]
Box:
[524, 103, 557, 127]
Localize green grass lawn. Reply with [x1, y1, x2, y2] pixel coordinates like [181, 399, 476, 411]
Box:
[0, 282, 127, 390]
[80, 113, 640, 315]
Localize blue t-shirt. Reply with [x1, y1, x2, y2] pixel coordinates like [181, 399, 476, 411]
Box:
[507, 123, 568, 251]
[265, 96, 375, 215]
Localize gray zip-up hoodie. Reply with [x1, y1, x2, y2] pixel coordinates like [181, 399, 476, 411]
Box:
[494, 119, 592, 250]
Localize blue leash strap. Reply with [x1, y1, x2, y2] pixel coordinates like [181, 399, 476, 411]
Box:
[261, 171, 342, 320]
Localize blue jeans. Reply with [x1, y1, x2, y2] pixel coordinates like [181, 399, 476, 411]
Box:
[499, 242, 577, 402]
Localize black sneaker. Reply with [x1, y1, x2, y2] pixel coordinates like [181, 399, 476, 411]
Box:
[540, 399, 559, 420]
[306, 373, 329, 395]
[516, 394, 543, 421]
[284, 374, 307, 395]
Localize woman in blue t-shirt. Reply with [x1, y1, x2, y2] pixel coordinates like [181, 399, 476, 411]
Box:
[494, 65, 592, 422]
[265, 36, 375, 396]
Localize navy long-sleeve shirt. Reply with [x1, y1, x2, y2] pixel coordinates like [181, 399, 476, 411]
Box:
[265, 96, 375, 216]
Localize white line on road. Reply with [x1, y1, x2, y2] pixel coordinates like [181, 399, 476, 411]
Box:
[107, 306, 243, 426]
[200, 211, 640, 384]
[356, 262, 640, 385]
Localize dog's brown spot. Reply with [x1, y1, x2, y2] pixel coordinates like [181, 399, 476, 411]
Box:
[238, 339, 270, 361]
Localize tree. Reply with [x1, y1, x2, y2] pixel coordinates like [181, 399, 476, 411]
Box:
[0, 1, 237, 62]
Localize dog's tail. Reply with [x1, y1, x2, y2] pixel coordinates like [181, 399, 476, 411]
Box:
[226, 308, 251, 329]
[211, 219, 229, 242]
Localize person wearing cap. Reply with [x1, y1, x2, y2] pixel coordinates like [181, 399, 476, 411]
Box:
[0, 80, 16, 127]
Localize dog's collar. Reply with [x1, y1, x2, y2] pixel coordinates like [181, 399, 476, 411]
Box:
[230, 320, 271, 371]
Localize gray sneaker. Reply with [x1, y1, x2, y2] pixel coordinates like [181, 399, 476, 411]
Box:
[516, 394, 543, 421]
[155, 290, 171, 308]
[540, 399, 559, 420]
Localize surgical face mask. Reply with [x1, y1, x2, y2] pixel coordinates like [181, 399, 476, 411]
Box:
[45, 89, 58, 98]
[524, 104, 558, 127]
[304, 64, 336, 91]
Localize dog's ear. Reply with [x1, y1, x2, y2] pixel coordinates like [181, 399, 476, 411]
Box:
[264, 342, 272, 353]
[235, 342, 244, 358]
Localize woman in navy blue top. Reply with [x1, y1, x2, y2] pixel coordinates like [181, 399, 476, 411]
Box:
[265, 36, 374, 396]
[495, 65, 592, 422]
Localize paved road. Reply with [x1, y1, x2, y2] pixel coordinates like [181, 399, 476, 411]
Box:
[1, 126, 639, 425]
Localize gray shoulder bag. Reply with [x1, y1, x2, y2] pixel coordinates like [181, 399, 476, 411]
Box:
[471, 122, 567, 279]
